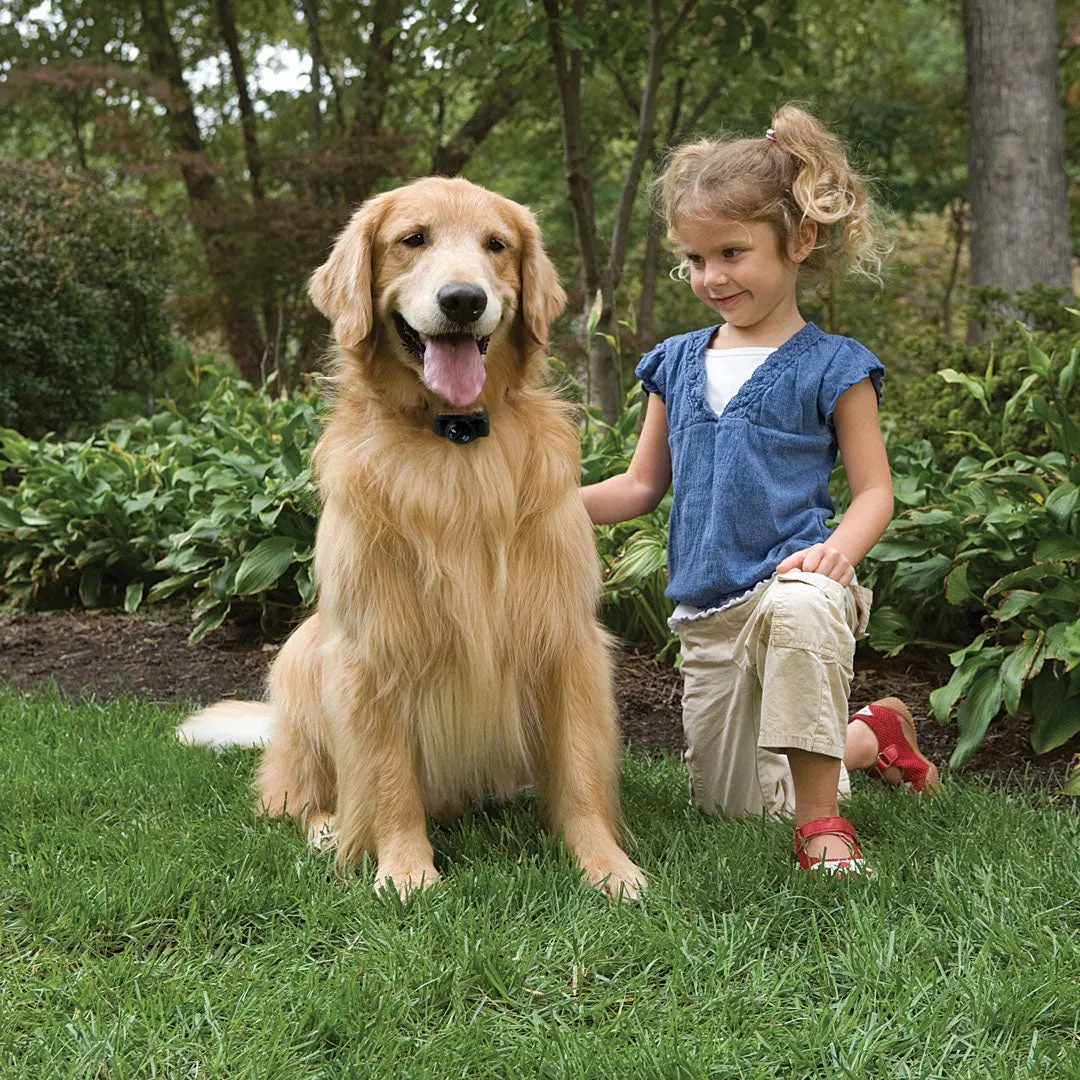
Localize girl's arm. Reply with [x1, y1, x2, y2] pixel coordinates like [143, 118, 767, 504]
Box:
[581, 394, 673, 525]
[775, 377, 893, 584]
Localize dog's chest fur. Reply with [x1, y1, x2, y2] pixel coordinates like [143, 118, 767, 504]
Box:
[312, 395, 599, 808]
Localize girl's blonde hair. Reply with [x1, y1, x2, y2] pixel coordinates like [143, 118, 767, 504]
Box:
[656, 104, 890, 285]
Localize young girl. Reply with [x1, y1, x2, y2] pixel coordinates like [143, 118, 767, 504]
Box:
[582, 105, 939, 875]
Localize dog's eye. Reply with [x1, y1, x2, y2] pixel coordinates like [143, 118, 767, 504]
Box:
[486, 237, 506, 253]
[401, 232, 426, 248]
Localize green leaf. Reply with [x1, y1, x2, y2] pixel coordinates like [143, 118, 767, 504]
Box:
[79, 563, 103, 608]
[950, 667, 1004, 769]
[189, 601, 231, 644]
[147, 573, 202, 603]
[938, 368, 991, 414]
[1002, 372, 1041, 423]
[944, 563, 976, 606]
[233, 537, 297, 596]
[985, 565, 1061, 597]
[1044, 484, 1079, 526]
[866, 606, 913, 657]
[866, 539, 934, 562]
[1063, 619, 1080, 667]
[1023, 333, 1053, 378]
[948, 633, 990, 666]
[930, 655, 985, 723]
[0, 503, 22, 530]
[906, 509, 955, 527]
[124, 581, 144, 613]
[296, 563, 317, 606]
[1000, 630, 1045, 715]
[585, 289, 602, 337]
[1062, 763, 1080, 796]
[1030, 669, 1080, 753]
[1034, 534, 1080, 562]
[994, 589, 1039, 622]
[1059, 348, 1079, 398]
[891, 554, 952, 594]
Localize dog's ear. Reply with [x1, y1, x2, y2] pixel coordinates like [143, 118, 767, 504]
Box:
[309, 194, 388, 349]
[516, 205, 567, 345]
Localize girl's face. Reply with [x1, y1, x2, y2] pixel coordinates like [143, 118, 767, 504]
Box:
[675, 215, 815, 337]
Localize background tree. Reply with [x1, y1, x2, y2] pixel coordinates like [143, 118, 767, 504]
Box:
[0, 0, 543, 384]
[964, 0, 1073, 338]
[0, 159, 172, 436]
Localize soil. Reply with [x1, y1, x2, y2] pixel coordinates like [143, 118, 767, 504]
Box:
[2, 608, 1078, 797]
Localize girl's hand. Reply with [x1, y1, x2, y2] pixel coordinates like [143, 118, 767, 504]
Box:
[775, 544, 855, 586]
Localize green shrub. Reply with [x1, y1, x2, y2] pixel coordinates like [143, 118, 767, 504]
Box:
[0, 374, 322, 641]
[862, 326, 1080, 766]
[883, 289, 1078, 468]
[577, 385, 677, 661]
[0, 158, 173, 437]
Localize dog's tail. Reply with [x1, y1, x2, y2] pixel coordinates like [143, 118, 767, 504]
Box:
[176, 700, 274, 750]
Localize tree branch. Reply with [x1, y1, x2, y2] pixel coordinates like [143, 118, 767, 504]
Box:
[541, 0, 601, 292]
[215, 0, 263, 201]
[431, 84, 521, 176]
[608, 0, 668, 287]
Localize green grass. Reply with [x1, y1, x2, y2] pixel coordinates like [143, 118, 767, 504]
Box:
[2, 683, 1078, 1079]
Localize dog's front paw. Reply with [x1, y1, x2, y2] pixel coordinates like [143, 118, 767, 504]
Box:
[583, 855, 647, 902]
[374, 862, 440, 899]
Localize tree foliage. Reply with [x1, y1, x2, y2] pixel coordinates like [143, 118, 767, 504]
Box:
[0, 157, 172, 437]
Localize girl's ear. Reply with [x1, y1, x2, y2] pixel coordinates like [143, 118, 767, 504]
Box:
[789, 220, 818, 264]
[515, 204, 566, 344]
[309, 193, 388, 348]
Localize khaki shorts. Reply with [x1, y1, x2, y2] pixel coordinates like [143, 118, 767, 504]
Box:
[671, 569, 873, 819]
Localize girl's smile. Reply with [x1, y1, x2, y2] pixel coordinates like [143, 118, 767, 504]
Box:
[675, 215, 815, 346]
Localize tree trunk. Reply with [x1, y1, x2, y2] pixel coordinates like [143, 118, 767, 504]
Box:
[543, 0, 695, 422]
[138, 0, 266, 382]
[590, 276, 622, 422]
[941, 198, 967, 337]
[964, 0, 1072, 340]
[215, 0, 263, 202]
[639, 74, 723, 353]
[345, 0, 401, 204]
[215, 0, 281, 376]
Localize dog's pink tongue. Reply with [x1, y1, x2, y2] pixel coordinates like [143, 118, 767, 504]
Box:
[422, 338, 486, 407]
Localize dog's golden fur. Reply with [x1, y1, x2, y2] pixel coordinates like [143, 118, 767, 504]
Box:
[179, 177, 644, 898]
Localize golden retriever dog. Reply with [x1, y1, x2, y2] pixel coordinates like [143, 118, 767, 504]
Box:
[178, 177, 645, 900]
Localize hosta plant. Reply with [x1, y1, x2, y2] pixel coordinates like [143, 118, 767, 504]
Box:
[0, 375, 322, 641]
[863, 326, 1080, 766]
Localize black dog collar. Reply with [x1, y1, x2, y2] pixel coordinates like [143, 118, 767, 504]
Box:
[433, 409, 490, 445]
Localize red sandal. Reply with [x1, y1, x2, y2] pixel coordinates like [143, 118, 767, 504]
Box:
[850, 697, 940, 794]
[794, 816, 872, 877]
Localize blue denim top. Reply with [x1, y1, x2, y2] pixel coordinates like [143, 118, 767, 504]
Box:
[635, 322, 884, 610]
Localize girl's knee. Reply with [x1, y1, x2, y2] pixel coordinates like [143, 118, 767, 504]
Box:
[752, 572, 856, 665]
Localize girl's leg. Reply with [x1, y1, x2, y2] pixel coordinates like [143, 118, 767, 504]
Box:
[844, 717, 882, 774]
[739, 570, 869, 864]
[676, 601, 796, 819]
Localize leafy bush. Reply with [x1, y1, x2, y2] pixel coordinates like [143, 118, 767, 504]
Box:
[0, 375, 322, 640]
[883, 289, 1078, 469]
[578, 387, 676, 660]
[0, 158, 173, 437]
[1, 365, 677, 651]
[862, 327, 1080, 766]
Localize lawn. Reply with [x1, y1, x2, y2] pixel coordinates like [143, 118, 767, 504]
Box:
[2, 682, 1078, 1079]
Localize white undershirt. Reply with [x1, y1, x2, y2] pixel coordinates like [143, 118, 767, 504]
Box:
[670, 345, 776, 622]
[703, 346, 775, 418]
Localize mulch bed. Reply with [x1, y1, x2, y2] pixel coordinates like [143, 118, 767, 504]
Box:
[2, 608, 1077, 797]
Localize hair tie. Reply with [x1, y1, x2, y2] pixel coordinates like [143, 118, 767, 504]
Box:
[765, 128, 777, 142]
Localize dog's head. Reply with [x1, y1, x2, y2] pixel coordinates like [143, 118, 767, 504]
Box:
[310, 177, 566, 409]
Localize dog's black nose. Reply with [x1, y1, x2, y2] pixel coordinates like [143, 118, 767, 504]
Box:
[437, 283, 487, 324]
